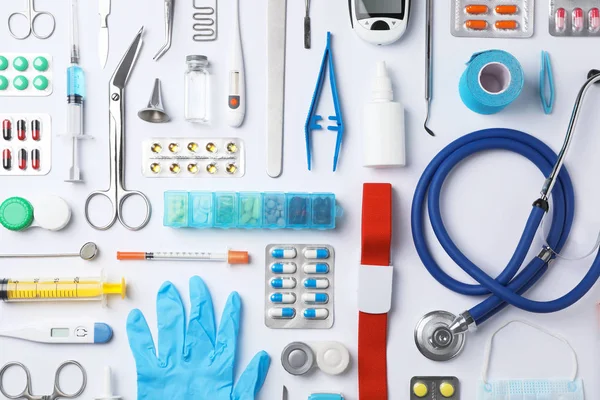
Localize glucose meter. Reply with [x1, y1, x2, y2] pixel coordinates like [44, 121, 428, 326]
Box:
[349, 0, 411, 45]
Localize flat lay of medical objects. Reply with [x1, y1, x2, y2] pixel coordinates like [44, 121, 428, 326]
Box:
[3, 0, 600, 399]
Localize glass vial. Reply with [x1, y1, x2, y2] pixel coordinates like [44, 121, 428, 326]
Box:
[184, 55, 210, 123]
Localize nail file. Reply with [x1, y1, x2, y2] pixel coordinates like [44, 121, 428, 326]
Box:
[267, 0, 287, 178]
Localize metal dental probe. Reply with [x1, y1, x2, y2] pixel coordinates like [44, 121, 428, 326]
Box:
[424, 0, 435, 136]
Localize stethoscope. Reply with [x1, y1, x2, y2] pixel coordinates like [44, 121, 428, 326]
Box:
[412, 70, 600, 361]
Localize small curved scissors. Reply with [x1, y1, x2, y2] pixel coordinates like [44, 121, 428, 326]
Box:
[0, 361, 86, 400]
[85, 28, 151, 231]
[8, 0, 56, 40]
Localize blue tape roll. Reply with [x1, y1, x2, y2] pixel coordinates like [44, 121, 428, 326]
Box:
[459, 50, 524, 115]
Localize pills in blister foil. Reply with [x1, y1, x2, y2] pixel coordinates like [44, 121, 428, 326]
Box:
[142, 137, 245, 178]
[0, 114, 51, 176]
[0, 54, 53, 97]
[265, 244, 334, 329]
[550, 1, 600, 36]
[452, 0, 534, 37]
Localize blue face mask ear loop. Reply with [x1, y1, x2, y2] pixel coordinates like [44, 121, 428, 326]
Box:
[540, 51, 555, 115]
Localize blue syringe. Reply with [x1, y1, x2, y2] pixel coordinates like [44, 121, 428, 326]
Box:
[66, 0, 86, 183]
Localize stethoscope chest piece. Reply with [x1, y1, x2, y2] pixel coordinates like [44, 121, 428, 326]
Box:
[414, 310, 466, 362]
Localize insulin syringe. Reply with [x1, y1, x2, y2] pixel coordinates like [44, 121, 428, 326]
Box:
[66, 0, 86, 183]
[117, 250, 249, 265]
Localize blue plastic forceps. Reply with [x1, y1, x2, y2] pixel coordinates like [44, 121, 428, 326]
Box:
[0, 360, 87, 399]
[305, 32, 344, 171]
[8, 0, 56, 40]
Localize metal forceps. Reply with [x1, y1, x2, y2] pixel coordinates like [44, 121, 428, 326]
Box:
[8, 0, 56, 40]
[85, 28, 151, 231]
[0, 360, 87, 399]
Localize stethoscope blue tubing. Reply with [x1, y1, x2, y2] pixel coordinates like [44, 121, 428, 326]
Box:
[412, 128, 600, 325]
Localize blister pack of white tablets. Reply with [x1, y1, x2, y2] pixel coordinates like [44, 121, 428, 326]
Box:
[550, 0, 600, 36]
[142, 137, 245, 177]
[0, 53, 53, 96]
[265, 244, 334, 329]
[1, 114, 51, 176]
[451, 0, 534, 38]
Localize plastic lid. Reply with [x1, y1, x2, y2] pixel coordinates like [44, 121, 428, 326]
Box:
[33, 56, 48, 72]
[0, 56, 8, 71]
[228, 250, 249, 264]
[117, 251, 145, 260]
[31, 195, 71, 231]
[0, 197, 34, 231]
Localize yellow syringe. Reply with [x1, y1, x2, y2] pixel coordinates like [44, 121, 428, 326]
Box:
[0, 275, 126, 303]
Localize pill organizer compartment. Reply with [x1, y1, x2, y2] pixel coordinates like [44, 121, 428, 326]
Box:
[163, 191, 340, 230]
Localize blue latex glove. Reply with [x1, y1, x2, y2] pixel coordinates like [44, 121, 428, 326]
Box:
[127, 276, 271, 400]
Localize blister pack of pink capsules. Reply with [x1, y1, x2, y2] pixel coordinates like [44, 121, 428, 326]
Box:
[451, 0, 534, 38]
[550, 0, 600, 36]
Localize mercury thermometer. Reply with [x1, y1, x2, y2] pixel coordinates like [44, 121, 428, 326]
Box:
[0, 321, 113, 344]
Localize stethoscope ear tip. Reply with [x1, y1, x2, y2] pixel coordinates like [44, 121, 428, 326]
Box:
[587, 69, 600, 82]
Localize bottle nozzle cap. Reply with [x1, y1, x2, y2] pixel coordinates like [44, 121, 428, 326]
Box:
[371, 61, 394, 101]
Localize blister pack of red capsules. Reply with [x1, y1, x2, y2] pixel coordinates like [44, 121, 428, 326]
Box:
[550, 0, 600, 36]
[1, 114, 51, 176]
[451, 0, 534, 38]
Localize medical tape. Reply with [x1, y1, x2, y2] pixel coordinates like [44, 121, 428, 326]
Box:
[459, 50, 524, 115]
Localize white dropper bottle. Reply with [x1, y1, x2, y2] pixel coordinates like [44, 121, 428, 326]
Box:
[363, 61, 406, 167]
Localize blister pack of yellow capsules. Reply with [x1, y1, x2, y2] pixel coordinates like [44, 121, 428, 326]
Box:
[451, 0, 534, 38]
[411, 377, 459, 399]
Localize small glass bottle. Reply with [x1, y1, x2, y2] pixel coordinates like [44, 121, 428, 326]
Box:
[184, 55, 210, 123]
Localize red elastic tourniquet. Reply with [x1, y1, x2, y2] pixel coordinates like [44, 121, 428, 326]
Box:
[359, 183, 392, 400]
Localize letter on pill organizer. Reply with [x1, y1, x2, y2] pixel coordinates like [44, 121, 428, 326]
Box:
[304, 278, 329, 289]
[271, 262, 297, 274]
[271, 248, 297, 259]
[303, 308, 329, 319]
[303, 263, 329, 274]
[271, 277, 297, 289]
[303, 248, 329, 259]
[269, 307, 296, 319]
[302, 293, 329, 304]
[270, 293, 296, 304]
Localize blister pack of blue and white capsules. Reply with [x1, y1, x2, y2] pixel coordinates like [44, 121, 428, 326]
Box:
[452, 0, 534, 38]
[550, 0, 600, 36]
[265, 244, 334, 329]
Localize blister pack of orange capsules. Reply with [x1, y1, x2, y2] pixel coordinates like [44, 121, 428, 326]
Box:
[451, 0, 534, 38]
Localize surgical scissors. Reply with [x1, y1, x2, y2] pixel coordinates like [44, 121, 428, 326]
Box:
[85, 28, 151, 231]
[0, 360, 86, 399]
[8, 0, 56, 40]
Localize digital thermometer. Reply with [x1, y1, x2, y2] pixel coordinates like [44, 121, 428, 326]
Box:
[227, 0, 246, 127]
[349, 0, 411, 45]
[0, 321, 113, 344]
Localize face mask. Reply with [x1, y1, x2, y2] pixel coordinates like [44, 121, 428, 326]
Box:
[477, 320, 585, 400]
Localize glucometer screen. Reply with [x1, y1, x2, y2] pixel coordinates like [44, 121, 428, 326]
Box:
[356, 0, 406, 20]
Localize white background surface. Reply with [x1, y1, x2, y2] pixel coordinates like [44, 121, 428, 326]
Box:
[1, 0, 600, 399]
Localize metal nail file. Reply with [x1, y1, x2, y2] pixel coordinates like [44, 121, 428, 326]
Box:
[267, 0, 287, 178]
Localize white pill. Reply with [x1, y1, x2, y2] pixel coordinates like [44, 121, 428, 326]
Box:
[271, 248, 297, 259]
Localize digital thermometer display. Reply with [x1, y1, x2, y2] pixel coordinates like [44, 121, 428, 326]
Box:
[51, 328, 70, 338]
[356, 0, 406, 19]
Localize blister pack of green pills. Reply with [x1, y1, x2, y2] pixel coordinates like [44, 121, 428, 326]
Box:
[0, 53, 53, 96]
